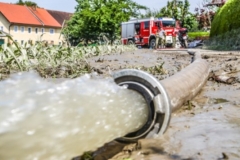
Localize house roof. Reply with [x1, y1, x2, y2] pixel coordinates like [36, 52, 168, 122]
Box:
[47, 10, 73, 26]
[0, 2, 41, 26]
[0, 2, 61, 28]
[28, 7, 61, 27]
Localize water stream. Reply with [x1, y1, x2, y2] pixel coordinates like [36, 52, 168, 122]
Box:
[0, 71, 148, 160]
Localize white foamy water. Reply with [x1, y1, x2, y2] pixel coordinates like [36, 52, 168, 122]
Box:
[0, 72, 148, 160]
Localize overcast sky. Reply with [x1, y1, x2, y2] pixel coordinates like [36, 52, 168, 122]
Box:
[1, 0, 201, 13]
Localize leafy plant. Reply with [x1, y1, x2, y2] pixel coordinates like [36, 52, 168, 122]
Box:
[0, 31, 136, 80]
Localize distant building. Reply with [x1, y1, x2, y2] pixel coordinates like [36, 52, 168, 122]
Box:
[0, 2, 72, 46]
[47, 10, 73, 41]
[47, 10, 73, 26]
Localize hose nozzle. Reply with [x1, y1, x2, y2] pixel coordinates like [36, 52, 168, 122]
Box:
[112, 69, 171, 142]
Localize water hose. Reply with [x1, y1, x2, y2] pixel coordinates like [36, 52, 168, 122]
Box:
[112, 51, 210, 142]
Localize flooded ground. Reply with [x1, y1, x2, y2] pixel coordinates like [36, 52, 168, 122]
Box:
[0, 49, 240, 160]
[87, 49, 240, 160]
[0, 72, 149, 160]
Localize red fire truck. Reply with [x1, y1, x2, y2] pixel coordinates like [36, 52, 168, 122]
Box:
[121, 17, 179, 48]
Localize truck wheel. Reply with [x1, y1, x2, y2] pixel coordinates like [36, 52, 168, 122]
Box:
[150, 39, 156, 49]
[128, 40, 134, 45]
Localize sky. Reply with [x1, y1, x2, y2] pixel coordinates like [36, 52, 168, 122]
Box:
[0, 0, 201, 13]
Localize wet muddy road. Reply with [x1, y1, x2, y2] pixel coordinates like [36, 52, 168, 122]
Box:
[87, 49, 240, 160]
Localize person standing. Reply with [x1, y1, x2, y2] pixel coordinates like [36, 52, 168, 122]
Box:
[155, 28, 160, 49]
[159, 27, 166, 48]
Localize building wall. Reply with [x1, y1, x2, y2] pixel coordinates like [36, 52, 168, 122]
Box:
[9, 25, 64, 45]
[0, 14, 65, 46]
[0, 13, 10, 44]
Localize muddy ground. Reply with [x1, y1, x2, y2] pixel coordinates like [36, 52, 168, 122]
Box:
[83, 49, 240, 160]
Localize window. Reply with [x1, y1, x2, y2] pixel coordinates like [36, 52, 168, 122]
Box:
[51, 40, 54, 44]
[41, 28, 45, 33]
[35, 28, 38, 34]
[144, 21, 149, 29]
[21, 40, 24, 45]
[28, 40, 33, 44]
[0, 26, 3, 31]
[134, 23, 140, 34]
[155, 22, 160, 28]
[49, 28, 55, 34]
[28, 27, 32, 33]
[20, 26, 24, 33]
[162, 20, 176, 27]
[14, 26, 18, 32]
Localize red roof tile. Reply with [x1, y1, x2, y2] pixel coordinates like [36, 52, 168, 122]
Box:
[28, 7, 61, 28]
[0, 2, 41, 26]
[0, 2, 61, 28]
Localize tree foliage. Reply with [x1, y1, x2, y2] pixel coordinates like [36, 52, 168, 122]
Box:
[210, 0, 240, 37]
[15, 0, 38, 7]
[143, 0, 196, 30]
[194, 0, 223, 30]
[160, 0, 194, 29]
[64, 0, 147, 45]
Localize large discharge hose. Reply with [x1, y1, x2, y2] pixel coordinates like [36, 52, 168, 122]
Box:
[112, 51, 210, 142]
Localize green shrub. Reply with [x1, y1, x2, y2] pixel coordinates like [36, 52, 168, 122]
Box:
[210, 0, 240, 37]
[205, 27, 240, 50]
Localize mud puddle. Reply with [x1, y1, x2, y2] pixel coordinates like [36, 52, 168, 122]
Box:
[154, 80, 240, 160]
[88, 50, 191, 77]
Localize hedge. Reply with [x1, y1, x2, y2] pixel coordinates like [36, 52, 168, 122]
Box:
[210, 0, 240, 37]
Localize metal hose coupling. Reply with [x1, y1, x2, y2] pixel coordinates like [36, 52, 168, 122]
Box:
[112, 69, 171, 142]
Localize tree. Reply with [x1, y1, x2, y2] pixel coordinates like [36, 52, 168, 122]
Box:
[16, 0, 24, 5]
[194, 0, 226, 30]
[15, 0, 38, 7]
[144, 0, 196, 30]
[64, 0, 147, 45]
[143, 9, 161, 18]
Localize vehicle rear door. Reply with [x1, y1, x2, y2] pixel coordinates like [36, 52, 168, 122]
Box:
[141, 21, 150, 44]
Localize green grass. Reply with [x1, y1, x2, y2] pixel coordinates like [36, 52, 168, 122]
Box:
[188, 32, 210, 41]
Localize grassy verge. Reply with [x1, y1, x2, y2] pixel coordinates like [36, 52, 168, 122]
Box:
[0, 35, 136, 80]
[188, 32, 210, 41]
[204, 28, 240, 50]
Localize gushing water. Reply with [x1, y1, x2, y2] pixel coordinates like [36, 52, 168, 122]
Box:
[0, 72, 148, 160]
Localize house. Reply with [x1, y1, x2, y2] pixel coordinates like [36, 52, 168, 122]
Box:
[47, 10, 72, 26]
[0, 2, 71, 46]
[0, 30, 10, 45]
[47, 10, 73, 40]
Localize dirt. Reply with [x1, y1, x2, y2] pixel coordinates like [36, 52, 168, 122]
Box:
[84, 49, 240, 160]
